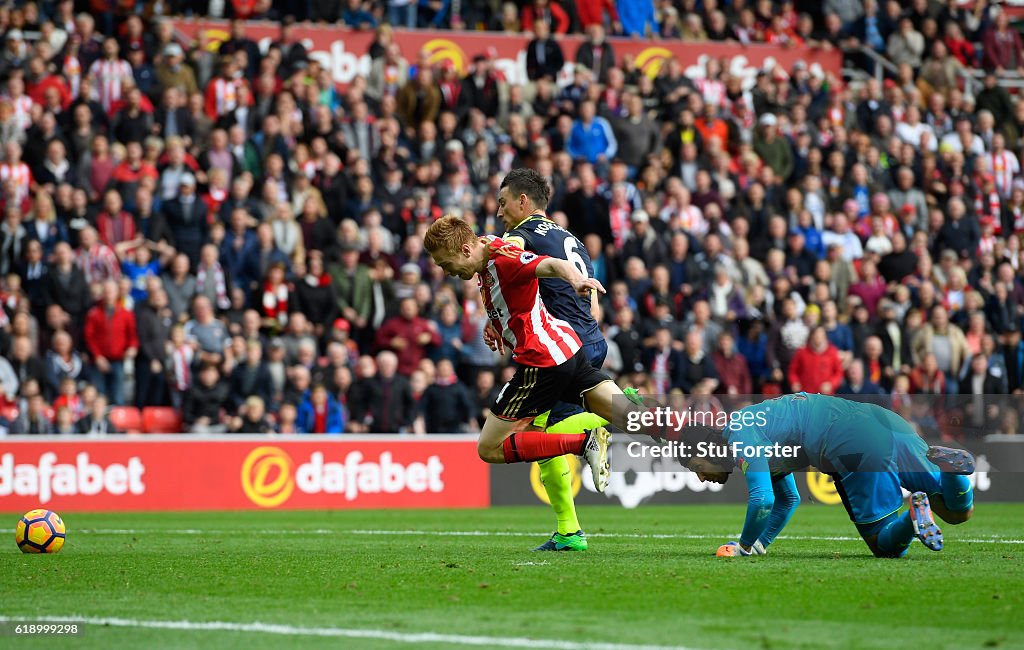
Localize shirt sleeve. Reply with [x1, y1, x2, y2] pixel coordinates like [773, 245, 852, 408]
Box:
[729, 426, 776, 548]
[491, 240, 547, 285]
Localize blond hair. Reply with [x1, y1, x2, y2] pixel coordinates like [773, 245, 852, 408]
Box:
[423, 215, 476, 256]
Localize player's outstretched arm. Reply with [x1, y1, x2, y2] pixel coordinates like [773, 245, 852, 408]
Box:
[535, 258, 606, 297]
[738, 467, 775, 552]
[756, 474, 801, 552]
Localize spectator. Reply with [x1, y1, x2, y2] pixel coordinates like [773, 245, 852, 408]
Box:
[297, 382, 345, 434]
[164, 173, 208, 267]
[10, 393, 53, 434]
[371, 350, 416, 433]
[419, 358, 476, 433]
[788, 326, 843, 395]
[912, 306, 969, 393]
[229, 339, 274, 411]
[230, 395, 275, 434]
[183, 362, 229, 433]
[838, 359, 885, 396]
[982, 11, 1024, 74]
[712, 331, 751, 395]
[374, 296, 441, 376]
[575, 24, 615, 83]
[568, 100, 617, 166]
[521, 0, 571, 35]
[84, 280, 138, 405]
[526, 20, 564, 82]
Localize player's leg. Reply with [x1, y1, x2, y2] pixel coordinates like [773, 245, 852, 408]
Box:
[484, 363, 611, 489]
[532, 339, 612, 548]
[926, 446, 975, 523]
[893, 430, 975, 525]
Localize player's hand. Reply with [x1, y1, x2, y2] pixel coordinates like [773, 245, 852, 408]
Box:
[715, 541, 753, 557]
[571, 277, 606, 297]
[483, 322, 504, 355]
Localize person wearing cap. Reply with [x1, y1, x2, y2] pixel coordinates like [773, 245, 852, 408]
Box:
[155, 41, 198, 98]
[0, 29, 25, 79]
[621, 209, 668, 265]
[753, 112, 794, 182]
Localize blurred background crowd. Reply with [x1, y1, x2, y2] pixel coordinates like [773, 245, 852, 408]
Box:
[1, 0, 1024, 436]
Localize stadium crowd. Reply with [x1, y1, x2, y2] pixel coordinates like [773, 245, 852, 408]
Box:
[1, 0, 1024, 436]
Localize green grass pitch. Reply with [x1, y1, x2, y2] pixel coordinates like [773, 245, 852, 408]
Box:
[1, 504, 1021, 650]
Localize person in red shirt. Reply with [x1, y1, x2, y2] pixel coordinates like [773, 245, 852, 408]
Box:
[373, 296, 442, 377]
[84, 280, 138, 406]
[424, 215, 656, 492]
[788, 326, 843, 395]
[95, 188, 139, 254]
[26, 56, 72, 109]
[712, 331, 752, 395]
[521, 0, 571, 35]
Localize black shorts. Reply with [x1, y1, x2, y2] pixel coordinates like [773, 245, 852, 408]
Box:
[492, 349, 611, 422]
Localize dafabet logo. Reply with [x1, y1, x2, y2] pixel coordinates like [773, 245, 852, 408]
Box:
[421, 39, 468, 75]
[240, 446, 295, 508]
[240, 446, 447, 508]
[635, 47, 673, 79]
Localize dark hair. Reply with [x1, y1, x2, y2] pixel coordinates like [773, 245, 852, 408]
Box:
[500, 168, 551, 210]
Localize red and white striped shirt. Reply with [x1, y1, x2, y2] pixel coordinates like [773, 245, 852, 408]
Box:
[988, 150, 1019, 198]
[479, 237, 581, 368]
[76, 244, 121, 284]
[0, 162, 32, 203]
[88, 58, 133, 112]
[204, 77, 245, 120]
[3, 94, 33, 131]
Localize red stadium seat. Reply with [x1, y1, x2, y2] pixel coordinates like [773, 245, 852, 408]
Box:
[109, 407, 143, 433]
[0, 405, 18, 422]
[142, 407, 184, 434]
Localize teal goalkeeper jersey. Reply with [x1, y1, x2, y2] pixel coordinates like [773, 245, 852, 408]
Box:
[719, 393, 899, 547]
[723, 392, 886, 474]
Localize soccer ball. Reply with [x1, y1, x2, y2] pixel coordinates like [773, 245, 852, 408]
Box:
[15, 509, 66, 553]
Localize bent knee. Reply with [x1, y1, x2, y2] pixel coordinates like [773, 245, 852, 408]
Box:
[939, 507, 973, 525]
[477, 442, 505, 464]
[864, 536, 907, 559]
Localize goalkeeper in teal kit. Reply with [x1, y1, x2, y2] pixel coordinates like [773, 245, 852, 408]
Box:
[676, 393, 975, 558]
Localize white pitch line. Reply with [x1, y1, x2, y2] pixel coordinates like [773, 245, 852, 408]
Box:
[74, 528, 1024, 544]
[0, 615, 697, 650]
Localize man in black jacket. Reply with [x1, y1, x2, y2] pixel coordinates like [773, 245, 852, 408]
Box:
[371, 350, 415, 433]
[42, 242, 90, 342]
[419, 359, 476, 433]
[184, 363, 230, 433]
[526, 19, 564, 82]
[135, 285, 171, 408]
[229, 340, 274, 411]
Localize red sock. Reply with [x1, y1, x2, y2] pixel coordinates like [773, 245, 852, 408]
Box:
[502, 432, 587, 463]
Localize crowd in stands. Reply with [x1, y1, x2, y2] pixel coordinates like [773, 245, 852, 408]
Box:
[0, 0, 1023, 437]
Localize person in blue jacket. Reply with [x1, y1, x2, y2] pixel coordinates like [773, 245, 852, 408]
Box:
[297, 383, 345, 434]
[567, 100, 617, 166]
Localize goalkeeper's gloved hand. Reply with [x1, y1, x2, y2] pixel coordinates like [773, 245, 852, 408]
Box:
[715, 541, 753, 557]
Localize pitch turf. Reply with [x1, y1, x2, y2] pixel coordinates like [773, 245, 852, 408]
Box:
[1, 504, 1021, 650]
